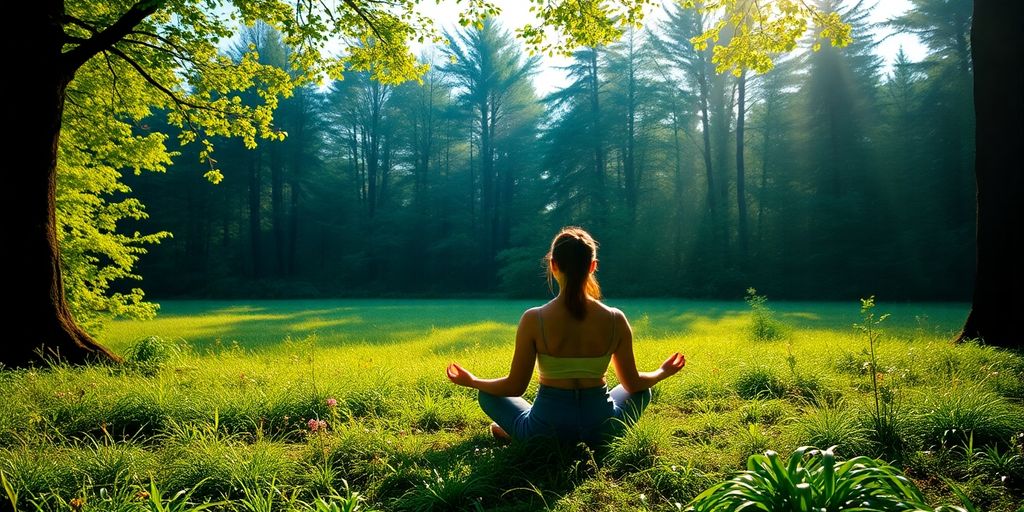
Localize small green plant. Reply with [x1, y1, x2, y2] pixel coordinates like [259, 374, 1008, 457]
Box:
[855, 297, 906, 458]
[125, 336, 179, 376]
[795, 404, 871, 457]
[914, 386, 1022, 451]
[607, 417, 673, 473]
[141, 477, 225, 512]
[738, 399, 788, 426]
[396, 467, 492, 511]
[734, 365, 786, 399]
[745, 288, 785, 341]
[1, 470, 16, 511]
[975, 444, 1023, 486]
[733, 423, 773, 461]
[687, 446, 933, 511]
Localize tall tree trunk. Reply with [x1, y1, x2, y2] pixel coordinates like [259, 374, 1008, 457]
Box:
[671, 109, 686, 272]
[956, 0, 1023, 348]
[13, 5, 121, 366]
[736, 71, 748, 260]
[589, 48, 607, 227]
[367, 107, 380, 219]
[248, 149, 263, 277]
[479, 100, 493, 260]
[270, 144, 285, 275]
[287, 119, 303, 276]
[624, 41, 638, 223]
[698, 73, 716, 215]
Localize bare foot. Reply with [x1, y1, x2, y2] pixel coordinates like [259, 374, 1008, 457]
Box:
[489, 422, 511, 441]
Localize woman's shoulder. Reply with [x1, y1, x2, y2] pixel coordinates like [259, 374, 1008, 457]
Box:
[519, 305, 544, 323]
[590, 299, 624, 320]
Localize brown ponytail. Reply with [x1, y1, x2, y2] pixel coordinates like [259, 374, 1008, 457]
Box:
[546, 227, 602, 320]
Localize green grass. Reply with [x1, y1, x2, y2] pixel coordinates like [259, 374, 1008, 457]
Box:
[2, 299, 1022, 511]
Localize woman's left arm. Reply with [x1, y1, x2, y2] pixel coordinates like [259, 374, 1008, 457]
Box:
[446, 309, 537, 396]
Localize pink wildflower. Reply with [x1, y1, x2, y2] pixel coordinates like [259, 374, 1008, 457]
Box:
[308, 418, 328, 432]
[326, 398, 338, 408]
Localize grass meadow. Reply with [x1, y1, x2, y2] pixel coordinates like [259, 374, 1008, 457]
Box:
[2, 299, 1022, 511]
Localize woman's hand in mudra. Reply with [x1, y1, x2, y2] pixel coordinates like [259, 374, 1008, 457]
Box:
[446, 362, 478, 388]
[659, 352, 686, 379]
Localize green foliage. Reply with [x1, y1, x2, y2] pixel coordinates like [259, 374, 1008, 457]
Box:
[518, 0, 653, 57]
[607, 416, 673, 473]
[738, 399, 789, 426]
[686, 0, 852, 75]
[58, 56, 172, 333]
[745, 288, 785, 341]
[733, 423, 774, 461]
[687, 446, 933, 511]
[124, 336, 181, 376]
[913, 387, 1023, 451]
[734, 364, 786, 399]
[794, 404, 871, 458]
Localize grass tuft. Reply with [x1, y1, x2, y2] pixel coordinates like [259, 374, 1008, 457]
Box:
[734, 365, 786, 399]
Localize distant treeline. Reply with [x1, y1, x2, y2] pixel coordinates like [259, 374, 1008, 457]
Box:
[126, 0, 974, 301]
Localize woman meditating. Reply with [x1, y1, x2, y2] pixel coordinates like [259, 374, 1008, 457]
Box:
[445, 227, 686, 444]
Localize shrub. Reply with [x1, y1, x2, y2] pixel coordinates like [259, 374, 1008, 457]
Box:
[394, 466, 493, 512]
[607, 416, 673, 474]
[125, 336, 180, 376]
[624, 462, 714, 505]
[738, 399, 789, 426]
[794, 405, 871, 458]
[745, 288, 785, 342]
[734, 365, 786, 399]
[733, 424, 774, 461]
[913, 387, 1022, 450]
[687, 446, 935, 511]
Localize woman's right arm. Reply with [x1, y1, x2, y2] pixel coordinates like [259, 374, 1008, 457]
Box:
[610, 310, 686, 393]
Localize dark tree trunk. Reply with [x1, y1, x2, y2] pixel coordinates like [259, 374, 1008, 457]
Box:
[624, 40, 638, 223]
[736, 71, 748, 259]
[479, 99, 494, 260]
[248, 149, 263, 277]
[270, 144, 285, 276]
[671, 109, 686, 272]
[698, 72, 716, 214]
[589, 48, 607, 227]
[12, 3, 122, 366]
[957, 0, 1023, 348]
[287, 115, 304, 276]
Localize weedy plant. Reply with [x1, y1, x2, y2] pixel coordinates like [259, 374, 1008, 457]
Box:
[687, 446, 940, 511]
[855, 297, 906, 458]
[745, 288, 785, 342]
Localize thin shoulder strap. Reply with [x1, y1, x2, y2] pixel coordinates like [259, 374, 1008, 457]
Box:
[538, 309, 549, 352]
[605, 309, 619, 355]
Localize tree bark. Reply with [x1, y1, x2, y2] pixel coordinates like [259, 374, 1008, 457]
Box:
[248, 149, 263, 277]
[589, 48, 607, 227]
[736, 71, 748, 259]
[11, 3, 122, 366]
[624, 36, 638, 223]
[956, 0, 1023, 348]
[270, 143, 285, 276]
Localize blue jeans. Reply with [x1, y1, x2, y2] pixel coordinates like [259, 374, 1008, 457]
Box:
[478, 384, 652, 445]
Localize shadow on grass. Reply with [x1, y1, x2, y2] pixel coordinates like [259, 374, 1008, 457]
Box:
[384, 435, 602, 511]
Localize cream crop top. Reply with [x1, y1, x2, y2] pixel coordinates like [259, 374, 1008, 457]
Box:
[535, 309, 617, 379]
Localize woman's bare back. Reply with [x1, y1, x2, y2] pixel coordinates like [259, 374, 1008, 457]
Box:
[536, 298, 621, 388]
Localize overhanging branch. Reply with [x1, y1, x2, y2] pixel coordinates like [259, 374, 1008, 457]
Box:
[62, 0, 167, 74]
